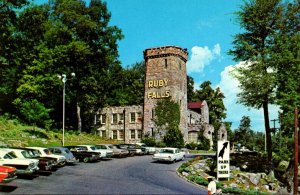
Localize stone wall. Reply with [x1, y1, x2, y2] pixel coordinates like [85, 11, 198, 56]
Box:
[96, 105, 143, 143]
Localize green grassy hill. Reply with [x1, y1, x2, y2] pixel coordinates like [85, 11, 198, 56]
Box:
[0, 116, 118, 147]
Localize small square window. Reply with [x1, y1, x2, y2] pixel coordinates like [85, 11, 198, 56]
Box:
[130, 112, 136, 123]
[130, 130, 135, 139]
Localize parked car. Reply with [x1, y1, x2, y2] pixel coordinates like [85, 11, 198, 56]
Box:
[152, 147, 185, 163]
[96, 144, 128, 158]
[115, 144, 135, 156]
[0, 165, 17, 183]
[65, 146, 101, 162]
[93, 145, 114, 158]
[26, 147, 66, 166]
[77, 145, 106, 158]
[48, 147, 78, 164]
[118, 144, 145, 156]
[136, 143, 157, 154]
[14, 147, 57, 170]
[7, 148, 54, 171]
[0, 149, 39, 175]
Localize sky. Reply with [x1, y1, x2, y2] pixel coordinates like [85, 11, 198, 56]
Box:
[34, 0, 280, 131]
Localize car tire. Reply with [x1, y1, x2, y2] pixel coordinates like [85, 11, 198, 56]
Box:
[181, 156, 185, 161]
[83, 157, 89, 163]
[173, 159, 176, 163]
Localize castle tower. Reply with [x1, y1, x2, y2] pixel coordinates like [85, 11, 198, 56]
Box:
[143, 46, 188, 141]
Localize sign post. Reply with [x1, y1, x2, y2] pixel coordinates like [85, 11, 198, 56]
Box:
[217, 141, 230, 180]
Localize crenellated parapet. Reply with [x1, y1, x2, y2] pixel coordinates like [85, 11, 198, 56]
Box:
[144, 45, 188, 62]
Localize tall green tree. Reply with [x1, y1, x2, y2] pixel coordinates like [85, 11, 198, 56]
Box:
[271, 1, 300, 136]
[0, 0, 30, 114]
[187, 75, 195, 102]
[14, 0, 123, 132]
[194, 81, 227, 126]
[228, 0, 283, 162]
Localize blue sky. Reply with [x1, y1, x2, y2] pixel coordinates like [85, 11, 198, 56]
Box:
[34, 0, 280, 131]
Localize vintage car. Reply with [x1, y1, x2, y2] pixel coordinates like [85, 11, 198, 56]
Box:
[26, 147, 66, 166]
[136, 143, 157, 154]
[152, 147, 185, 163]
[96, 144, 129, 158]
[0, 165, 17, 183]
[48, 147, 78, 164]
[65, 146, 101, 162]
[0, 149, 39, 175]
[7, 148, 54, 171]
[77, 145, 108, 158]
[118, 144, 145, 156]
[93, 145, 115, 158]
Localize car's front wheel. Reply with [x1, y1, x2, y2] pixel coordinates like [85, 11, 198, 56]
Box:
[83, 157, 89, 163]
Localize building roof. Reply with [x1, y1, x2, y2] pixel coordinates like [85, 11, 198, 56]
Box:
[188, 102, 203, 109]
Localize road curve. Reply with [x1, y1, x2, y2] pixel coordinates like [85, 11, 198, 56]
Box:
[1, 155, 207, 194]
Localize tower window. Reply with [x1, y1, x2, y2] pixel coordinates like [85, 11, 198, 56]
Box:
[178, 61, 181, 70]
[165, 59, 168, 69]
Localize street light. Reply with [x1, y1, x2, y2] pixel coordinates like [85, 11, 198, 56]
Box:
[58, 73, 75, 146]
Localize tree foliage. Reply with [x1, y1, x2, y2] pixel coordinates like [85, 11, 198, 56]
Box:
[154, 97, 184, 148]
[228, 0, 283, 162]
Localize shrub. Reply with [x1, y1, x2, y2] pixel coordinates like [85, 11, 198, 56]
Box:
[141, 137, 156, 146]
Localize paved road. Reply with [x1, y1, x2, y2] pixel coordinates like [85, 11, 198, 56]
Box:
[0, 155, 207, 194]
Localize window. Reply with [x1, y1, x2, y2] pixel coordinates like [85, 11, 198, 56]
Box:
[100, 114, 106, 124]
[151, 109, 154, 119]
[119, 113, 124, 123]
[101, 130, 106, 138]
[178, 61, 181, 70]
[112, 114, 117, 124]
[112, 130, 118, 139]
[130, 112, 136, 123]
[130, 130, 135, 139]
[119, 130, 124, 140]
[165, 59, 168, 69]
[137, 112, 142, 122]
[137, 130, 142, 139]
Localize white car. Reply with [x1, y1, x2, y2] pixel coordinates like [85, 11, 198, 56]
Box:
[0, 149, 39, 175]
[26, 147, 66, 166]
[152, 147, 185, 163]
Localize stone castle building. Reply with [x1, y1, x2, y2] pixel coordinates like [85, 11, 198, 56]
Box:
[96, 45, 222, 145]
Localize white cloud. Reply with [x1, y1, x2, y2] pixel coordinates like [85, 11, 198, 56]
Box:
[217, 62, 279, 131]
[187, 44, 221, 74]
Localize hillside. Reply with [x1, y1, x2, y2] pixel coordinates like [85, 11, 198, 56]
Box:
[0, 116, 116, 147]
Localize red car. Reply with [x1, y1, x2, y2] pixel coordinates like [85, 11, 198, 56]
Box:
[0, 165, 17, 183]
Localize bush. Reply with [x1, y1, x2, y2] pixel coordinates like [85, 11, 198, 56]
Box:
[185, 142, 198, 150]
[187, 175, 209, 186]
[141, 137, 156, 146]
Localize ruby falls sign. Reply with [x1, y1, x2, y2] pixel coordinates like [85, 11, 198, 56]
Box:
[217, 141, 230, 179]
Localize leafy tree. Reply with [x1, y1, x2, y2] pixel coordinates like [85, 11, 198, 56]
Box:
[228, 0, 283, 162]
[154, 97, 184, 148]
[105, 61, 145, 106]
[187, 75, 195, 102]
[271, 1, 300, 136]
[12, 0, 123, 132]
[0, 0, 30, 115]
[18, 99, 52, 129]
[194, 81, 227, 149]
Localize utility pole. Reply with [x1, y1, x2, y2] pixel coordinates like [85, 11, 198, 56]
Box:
[294, 108, 298, 195]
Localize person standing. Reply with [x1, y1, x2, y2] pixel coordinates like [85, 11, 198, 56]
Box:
[207, 177, 216, 195]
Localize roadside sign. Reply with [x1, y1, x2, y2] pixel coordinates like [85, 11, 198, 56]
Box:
[217, 141, 230, 179]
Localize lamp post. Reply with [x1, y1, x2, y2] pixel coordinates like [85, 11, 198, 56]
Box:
[58, 73, 75, 146]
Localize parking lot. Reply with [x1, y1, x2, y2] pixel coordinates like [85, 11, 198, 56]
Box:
[0, 155, 206, 194]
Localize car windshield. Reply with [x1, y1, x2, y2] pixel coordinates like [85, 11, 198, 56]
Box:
[21, 150, 32, 158]
[64, 149, 70, 153]
[160, 149, 174, 154]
